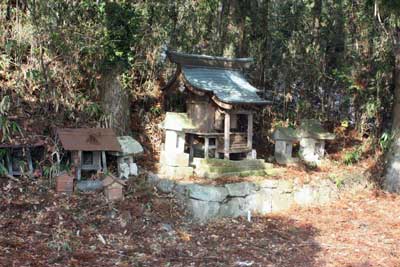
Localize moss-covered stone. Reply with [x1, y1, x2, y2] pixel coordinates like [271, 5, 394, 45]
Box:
[193, 158, 275, 179]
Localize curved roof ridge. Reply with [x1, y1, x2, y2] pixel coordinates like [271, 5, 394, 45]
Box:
[182, 66, 270, 105]
[167, 50, 253, 70]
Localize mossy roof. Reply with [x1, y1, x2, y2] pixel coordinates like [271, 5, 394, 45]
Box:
[272, 127, 299, 141]
[109, 136, 143, 156]
[298, 120, 335, 140]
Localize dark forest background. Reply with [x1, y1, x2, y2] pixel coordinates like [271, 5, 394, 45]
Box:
[1, 0, 400, 183]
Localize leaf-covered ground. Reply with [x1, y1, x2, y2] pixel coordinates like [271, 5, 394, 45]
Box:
[0, 177, 399, 267]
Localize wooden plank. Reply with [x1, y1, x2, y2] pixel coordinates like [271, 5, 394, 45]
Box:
[183, 131, 224, 136]
[224, 112, 230, 159]
[231, 110, 253, 115]
[247, 113, 253, 149]
[212, 96, 233, 110]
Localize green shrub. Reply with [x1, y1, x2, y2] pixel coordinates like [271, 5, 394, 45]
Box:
[343, 149, 361, 165]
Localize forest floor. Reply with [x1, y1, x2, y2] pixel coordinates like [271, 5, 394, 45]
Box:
[0, 173, 399, 267]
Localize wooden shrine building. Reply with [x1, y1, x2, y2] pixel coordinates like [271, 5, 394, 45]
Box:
[57, 128, 121, 180]
[161, 51, 270, 164]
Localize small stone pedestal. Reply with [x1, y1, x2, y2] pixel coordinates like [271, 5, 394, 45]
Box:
[102, 175, 126, 201]
[55, 172, 74, 193]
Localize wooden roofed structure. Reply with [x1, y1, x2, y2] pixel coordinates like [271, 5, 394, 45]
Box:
[161, 51, 271, 163]
[56, 128, 121, 180]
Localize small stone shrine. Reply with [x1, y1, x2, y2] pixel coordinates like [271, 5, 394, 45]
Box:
[102, 174, 126, 201]
[109, 136, 143, 179]
[272, 127, 299, 164]
[298, 120, 335, 163]
[55, 171, 74, 193]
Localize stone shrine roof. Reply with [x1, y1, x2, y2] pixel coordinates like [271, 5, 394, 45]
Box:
[109, 136, 143, 156]
[298, 120, 335, 140]
[272, 127, 299, 141]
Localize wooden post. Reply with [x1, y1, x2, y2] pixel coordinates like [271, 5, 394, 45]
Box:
[189, 134, 194, 163]
[102, 151, 107, 173]
[77, 151, 82, 180]
[5, 149, 13, 175]
[25, 148, 33, 175]
[247, 113, 253, 149]
[204, 137, 209, 159]
[224, 112, 230, 159]
[214, 138, 219, 158]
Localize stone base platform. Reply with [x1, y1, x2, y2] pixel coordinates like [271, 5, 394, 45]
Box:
[193, 158, 274, 179]
[147, 173, 339, 222]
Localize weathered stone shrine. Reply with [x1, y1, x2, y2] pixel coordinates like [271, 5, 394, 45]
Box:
[272, 127, 299, 165]
[298, 120, 335, 163]
[109, 136, 143, 179]
[160, 51, 271, 178]
[272, 120, 335, 165]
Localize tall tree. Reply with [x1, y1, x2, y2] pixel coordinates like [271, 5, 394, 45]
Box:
[30, 0, 142, 134]
[380, 0, 400, 192]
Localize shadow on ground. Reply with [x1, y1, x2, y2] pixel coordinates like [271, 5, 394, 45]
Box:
[156, 216, 321, 267]
[0, 176, 323, 267]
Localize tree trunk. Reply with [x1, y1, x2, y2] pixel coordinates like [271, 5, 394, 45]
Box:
[99, 68, 130, 135]
[312, 0, 322, 48]
[384, 28, 400, 192]
[218, 0, 230, 55]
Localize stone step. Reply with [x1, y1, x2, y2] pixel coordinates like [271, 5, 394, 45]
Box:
[195, 158, 267, 168]
[192, 158, 275, 179]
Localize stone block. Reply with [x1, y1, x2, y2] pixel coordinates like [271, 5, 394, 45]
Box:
[187, 184, 228, 202]
[218, 198, 247, 218]
[271, 191, 294, 212]
[316, 182, 337, 204]
[173, 182, 188, 196]
[187, 199, 220, 222]
[225, 182, 257, 197]
[299, 138, 319, 163]
[55, 172, 74, 193]
[164, 130, 178, 153]
[245, 189, 272, 215]
[147, 172, 161, 185]
[160, 151, 190, 167]
[161, 166, 193, 178]
[275, 140, 294, 164]
[259, 179, 278, 189]
[156, 178, 176, 193]
[76, 180, 103, 192]
[277, 180, 294, 193]
[194, 158, 268, 179]
[246, 149, 257, 160]
[294, 185, 318, 206]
